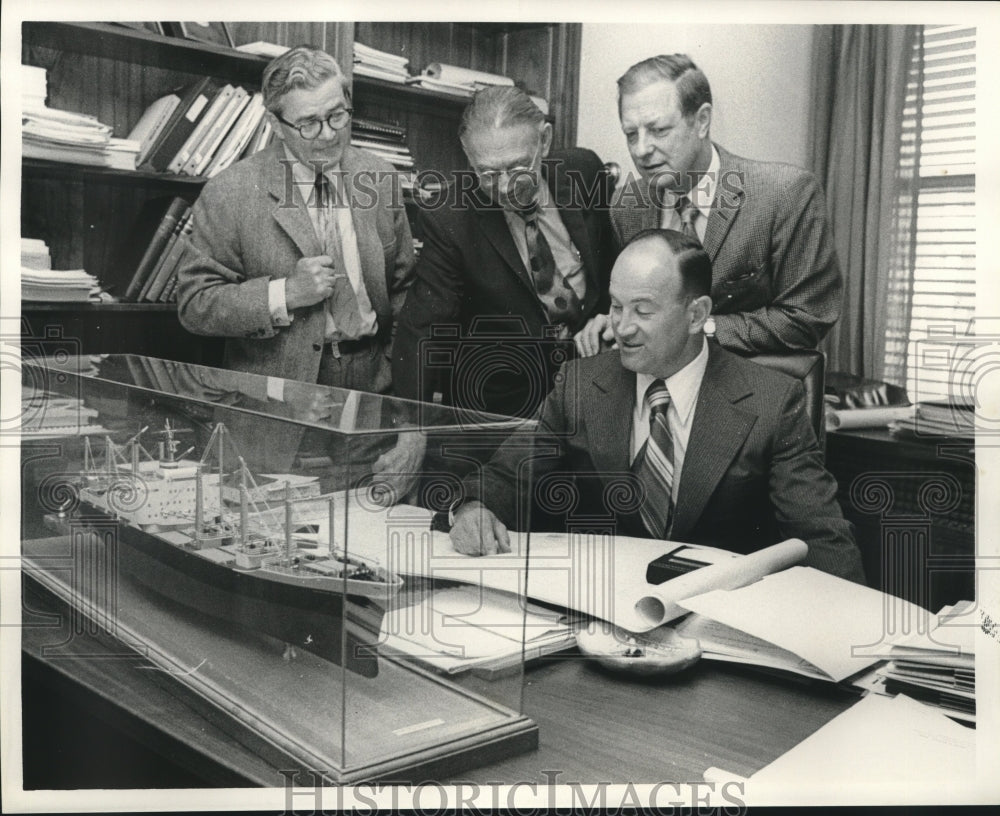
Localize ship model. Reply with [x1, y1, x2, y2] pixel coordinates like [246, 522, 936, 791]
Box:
[54, 420, 403, 677]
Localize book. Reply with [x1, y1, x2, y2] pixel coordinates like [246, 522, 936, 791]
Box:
[140, 77, 220, 172]
[188, 87, 250, 175]
[142, 210, 193, 301]
[122, 197, 190, 301]
[170, 84, 235, 174]
[204, 92, 264, 177]
[127, 93, 181, 166]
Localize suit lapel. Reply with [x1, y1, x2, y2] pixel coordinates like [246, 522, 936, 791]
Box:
[670, 345, 757, 539]
[585, 353, 635, 480]
[266, 144, 322, 259]
[475, 203, 540, 298]
[341, 148, 389, 314]
[702, 145, 744, 262]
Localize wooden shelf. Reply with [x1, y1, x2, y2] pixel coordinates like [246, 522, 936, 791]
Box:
[23, 158, 206, 189]
[352, 75, 470, 113]
[22, 21, 268, 83]
[22, 301, 177, 313]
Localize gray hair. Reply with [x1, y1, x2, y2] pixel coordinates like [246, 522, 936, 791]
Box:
[617, 54, 712, 119]
[458, 85, 546, 144]
[262, 45, 351, 114]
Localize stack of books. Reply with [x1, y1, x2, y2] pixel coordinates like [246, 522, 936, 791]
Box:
[890, 400, 974, 440]
[350, 117, 414, 170]
[21, 237, 100, 302]
[353, 42, 410, 83]
[408, 62, 515, 97]
[878, 599, 976, 724]
[130, 78, 271, 176]
[121, 197, 194, 302]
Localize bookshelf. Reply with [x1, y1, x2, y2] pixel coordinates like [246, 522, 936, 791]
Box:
[20, 20, 582, 362]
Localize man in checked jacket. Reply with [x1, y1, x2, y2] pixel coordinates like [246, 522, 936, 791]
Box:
[576, 54, 843, 357]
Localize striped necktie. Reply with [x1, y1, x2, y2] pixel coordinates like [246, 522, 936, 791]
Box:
[633, 379, 675, 538]
[676, 195, 699, 243]
[517, 203, 584, 334]
[315, 173, 364, 339]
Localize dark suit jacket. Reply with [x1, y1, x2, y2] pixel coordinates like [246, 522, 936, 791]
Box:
[393, 148, 616, 418]
[177, 143, 414, 386]
[466, 343, 865, 583]
[611, 144, 843, 354]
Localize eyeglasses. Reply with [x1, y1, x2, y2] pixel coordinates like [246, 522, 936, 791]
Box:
[472, 143, 542, 185]
[274, 108, 353, 140]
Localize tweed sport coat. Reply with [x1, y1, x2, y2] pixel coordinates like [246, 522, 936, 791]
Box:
[465, 343, 865, 583]
[610, 144, 843, 354]
[392, 148, 617, 419]
[177, 143, 415, 385]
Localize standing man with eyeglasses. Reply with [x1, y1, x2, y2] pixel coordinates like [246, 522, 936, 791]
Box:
[392, 85, 617, 420]
[178, 44, 414, 396]
[177, 45, 419, 485]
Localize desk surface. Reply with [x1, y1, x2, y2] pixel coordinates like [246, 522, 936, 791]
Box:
[20, 573, 854, 788]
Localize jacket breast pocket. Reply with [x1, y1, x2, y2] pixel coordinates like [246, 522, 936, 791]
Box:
[714, 265, 772, 312]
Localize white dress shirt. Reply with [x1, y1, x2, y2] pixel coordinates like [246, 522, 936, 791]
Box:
[659, 144, 720, 244]
[268, 146, 378, 339]
[630, 337, 709, 503]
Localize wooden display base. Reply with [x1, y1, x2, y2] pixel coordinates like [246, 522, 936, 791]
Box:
[20, 535, 537, 784]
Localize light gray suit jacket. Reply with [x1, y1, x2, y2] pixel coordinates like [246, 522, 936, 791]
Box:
[611, 145, 842, 354]
[177, 143, 414, 385]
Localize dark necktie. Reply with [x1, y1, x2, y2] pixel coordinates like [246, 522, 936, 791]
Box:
[676, 195, 699, 243]
[633, 380, 675, 538]
[314, 173, 364, 339]
[517, 204, 584, 333]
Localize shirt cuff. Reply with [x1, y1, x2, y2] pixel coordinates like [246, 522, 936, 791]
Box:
[266, 376, 284, 402]
[268, 278, 292, 326]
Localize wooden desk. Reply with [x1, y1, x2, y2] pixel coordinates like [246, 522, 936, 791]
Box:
[20, 572, 855, 789]
[825, 428, 975, 612]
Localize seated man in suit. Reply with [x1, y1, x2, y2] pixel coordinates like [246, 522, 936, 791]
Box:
[452, 229, 865, 583]
[392, 85, 616, 420]
[176, 45, 418, 493]
[577, 54, 842, 357]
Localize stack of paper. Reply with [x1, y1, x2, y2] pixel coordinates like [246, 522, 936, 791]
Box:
[353, 42, 410, 83]
[22, 64, 47, 110]
[22, 105, 120, 168]
[236, 41, 289, 58]
[380, 585, 574, 676]
[21, 387, 104, 436]
[21, 238, 51, 271]
[408, 62, 515, 97]
[350, 116, 415, 170]
[21, 268, 99, 302]
[878, 600, 976, 723]
[890, 401, 975, 440]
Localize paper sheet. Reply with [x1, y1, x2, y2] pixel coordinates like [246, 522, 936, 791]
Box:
[825, 405, 913, 430]
[677, 566, 929, 681]
[749, 694, 975, 801]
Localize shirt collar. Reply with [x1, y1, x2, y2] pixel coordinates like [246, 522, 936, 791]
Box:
[284, 144, 340, 187]
[688, 144, 720, 218]
[635, 337, 709, 425]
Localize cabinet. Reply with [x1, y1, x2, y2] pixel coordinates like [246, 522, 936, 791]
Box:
[19, 21, 582, 362]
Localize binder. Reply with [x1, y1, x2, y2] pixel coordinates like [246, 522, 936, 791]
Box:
[123, 197, 190, 301]
[127, 94, 181, 166]
[168, 84, 235, 175]
[140, 77, 221, 172]
[188, 87, 250, 176]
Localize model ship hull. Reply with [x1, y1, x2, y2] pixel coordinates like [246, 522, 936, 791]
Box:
[67, 499, 385, 677]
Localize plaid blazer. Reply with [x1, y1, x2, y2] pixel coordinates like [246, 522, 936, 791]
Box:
[610, 144, 842, 354]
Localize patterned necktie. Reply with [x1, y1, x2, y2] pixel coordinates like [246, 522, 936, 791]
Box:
[517, 204, 584, 333]
[633, 380, 675, 538]
[315, 173, 364, 339]
[676, 195, 699, 243]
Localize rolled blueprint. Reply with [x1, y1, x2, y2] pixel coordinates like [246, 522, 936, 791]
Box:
[825, 405, 913, 431]
[423, 62, 515, 87]
[631, 538, 809, 629]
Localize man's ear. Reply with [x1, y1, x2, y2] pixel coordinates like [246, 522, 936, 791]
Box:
[695, 103, 712, 140]
[688, 295, 713, 334]
[539, 122, 554, 158]
[266, 110, 286, 141]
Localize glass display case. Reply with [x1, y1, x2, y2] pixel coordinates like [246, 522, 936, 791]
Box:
[19, 352, 542, 784]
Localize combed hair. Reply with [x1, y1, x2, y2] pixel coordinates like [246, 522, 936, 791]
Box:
[617, 54, 712, 119]
[458, 85, 546, 143]
[262, 45, 350, 113]
[628, 228, 712, 299]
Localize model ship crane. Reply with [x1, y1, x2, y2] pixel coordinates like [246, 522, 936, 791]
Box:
[153, 419, 194, 469]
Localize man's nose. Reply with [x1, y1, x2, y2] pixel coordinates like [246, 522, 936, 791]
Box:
[633, 129, 654, 158]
